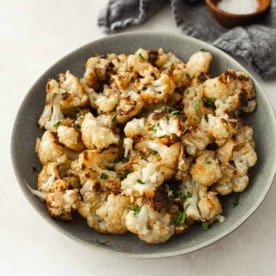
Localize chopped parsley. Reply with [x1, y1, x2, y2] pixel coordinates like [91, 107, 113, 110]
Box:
[96, 239, 110, 246]
[186, 191, 193, 198]
[150, 125, 157, 132]
[111, 115, 117, 123]
[138, 53, 146, 61]
[201, 221, 210, 231]
[100, 172, 109, 180]
[232, 194, 240, 208]
[202, 96, 216, 106]
[194, 99, 201, 111]
[134, 205, 141, 216]
[137, 179, 145, 184]
[74, 123, 81, 129]
[53, 121, 60, 128]
[175, 204, 190, 226]
[120, 169, 130, 180]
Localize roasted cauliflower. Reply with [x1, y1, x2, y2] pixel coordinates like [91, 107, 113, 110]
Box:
[35, 48, 257, 244]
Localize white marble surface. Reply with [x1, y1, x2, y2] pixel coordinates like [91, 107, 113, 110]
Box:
[1, 1, 276, 275]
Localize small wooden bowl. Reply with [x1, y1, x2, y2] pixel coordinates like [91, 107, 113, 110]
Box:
[205, 0, 271, 28]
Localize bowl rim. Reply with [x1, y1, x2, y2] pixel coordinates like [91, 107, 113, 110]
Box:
[11, 31, 276, 258]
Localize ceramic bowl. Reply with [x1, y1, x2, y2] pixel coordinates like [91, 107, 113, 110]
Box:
[205, 0, 271, 28]
[11, 32, 276, 258]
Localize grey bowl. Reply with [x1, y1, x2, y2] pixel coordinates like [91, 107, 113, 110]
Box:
[11, 32, 276, 258]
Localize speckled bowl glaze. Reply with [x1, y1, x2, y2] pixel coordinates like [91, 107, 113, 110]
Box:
[11, 32, 276, 258]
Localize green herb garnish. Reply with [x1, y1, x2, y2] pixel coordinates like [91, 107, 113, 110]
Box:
[74, 123, 81, 129]
[202, 96, 216, 105]
[150, 125, 157, 132]
[201, 221, 210, 231]
[137, 179, 145, 184]
[175, 204, 190, 226]
[53, 121, 60, 128]
[134, 205, 141, 216]
[100, 172, 108, 180]
[138, 53, 146, 61]
[194, 99, 201, 111]
[96, 239, 110, 246]
[233, 194, 240, 208]
[120, 169, 130, 180]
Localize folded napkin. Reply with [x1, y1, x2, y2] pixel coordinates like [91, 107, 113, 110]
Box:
[98, 0, 276, 79]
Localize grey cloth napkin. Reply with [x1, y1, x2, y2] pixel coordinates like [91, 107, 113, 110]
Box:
[98, 0, 276, 79]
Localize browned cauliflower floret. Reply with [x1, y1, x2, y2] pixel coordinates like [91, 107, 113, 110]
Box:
[37, 162, 60, 192]
[136, 69, 175, 104]
[81, 113, 119, 150]
[77, 147, 121, 193]
[125, 201, 175, 244]
[38, 79, 65, 130]
[93, 84, 120, 113]
[121, 161, 165, 198]
[182, 127, 210, 156]
[124, 118, 146, 138]
[81, 53, 123, 90]
[36, 130, 67, 165]
[177, 179, 222, 224]
[90, 194, 132, 234]
[190, 150, 222, 186]
[57, 125, 85, 151]
[45, 179, 80, 220]
[182, 84, 212, 127]
[203, 69, 256, 114]
[135, 140, 182, 180]
[145, 106, 186, 140]
[58, 71, 89, 112]
[115, 90, 144, 123]
[185, 50, 213, 79]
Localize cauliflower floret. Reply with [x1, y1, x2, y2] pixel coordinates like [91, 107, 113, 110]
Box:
[94, 83, 120, 113]
[90, 193, 132, 234]
[145, 106, 185, 140]
[198, 187, 222, 222]
[165, 62, 190, 88]
[116, 90, 144, 123]
[45, 179, 80, 220]
[190, 150, 222, 186]
[186, 51, 213, 78]
[121, 162, 164, 198]
[57, 125, 85, 151]
[78, 179, 104, 218]
[81, 53, 119, 89]
[213, 174, 250, 195]
[135, 140, 182, 180]
[36, 130, 67, 165]
[77, 147, 121, 193]
[124, 118, 146, 138]
[182, 85, 212, 127]
[37, 162, 60, 192]
[38, 79, 64, 130]
[58, 71, 89, 112]
[203, 69, 256, 114]
[126, 49, 153, 72]
[232, 142, 257, 175]
[125, 202, 175, 244]
[81, 113, 119, 150]
[178, 179, 222, 223]
[182, 127, 210, 156]
[137, 70, 175, 104]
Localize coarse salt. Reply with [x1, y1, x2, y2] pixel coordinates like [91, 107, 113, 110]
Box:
[217, 0, 259, 14]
